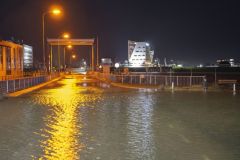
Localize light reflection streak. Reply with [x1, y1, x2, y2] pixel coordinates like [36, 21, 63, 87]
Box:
[126, 93, 155, 159]
[33, 77, 102, 160]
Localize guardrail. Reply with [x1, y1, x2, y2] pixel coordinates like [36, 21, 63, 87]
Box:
[94, 73, 205, 87]
[0, 73, 60, 95]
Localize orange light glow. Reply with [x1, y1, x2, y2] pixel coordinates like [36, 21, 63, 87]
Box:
[67, 45, 72, 49]
[63, 33, 70, 39]
[72, 55, 76, 59]
[52, 8, 61, 15]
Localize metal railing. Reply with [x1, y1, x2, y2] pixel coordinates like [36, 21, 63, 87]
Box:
[0, 73, 59, 95]
[95, 73, 205, 87]
[0, 71, 48, 81]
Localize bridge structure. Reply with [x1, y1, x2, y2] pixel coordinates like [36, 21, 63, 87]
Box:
[47, 38, 96, 72]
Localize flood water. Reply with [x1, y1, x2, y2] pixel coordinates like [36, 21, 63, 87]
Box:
[0, 75, 240, 160]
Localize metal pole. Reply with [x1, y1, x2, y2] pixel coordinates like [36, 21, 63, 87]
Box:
[150, 75, 152, 85]
[214, 67, 217, 86]
[190, 68, 192, 87]
[13, 80, 15, 92]
[6, 80, 8, 93]
[50, 45, 53, 72]
[58, 40, 60, 72]
[97, 36, 99, 66]
[177, 76, 179, 86]
[91, 45, 94, 71]
[155, 75, 156, 85]
[42, 13, 46, 71]
[63, 47, 66, 71]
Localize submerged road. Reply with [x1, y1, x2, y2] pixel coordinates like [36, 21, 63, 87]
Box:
[0, 75, 240, 160]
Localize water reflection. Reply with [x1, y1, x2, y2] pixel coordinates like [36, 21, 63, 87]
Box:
[126, 93, 155, 159]
[33, 78, 102, 159]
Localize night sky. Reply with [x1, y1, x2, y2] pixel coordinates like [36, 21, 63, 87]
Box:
[0, 0, 240, 65]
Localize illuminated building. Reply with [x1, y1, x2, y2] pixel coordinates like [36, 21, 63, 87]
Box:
[23, 45, 33, 69]
[0, 40, 23, 78]
[128, 40, 154, 67]
[0, 41, 33, 79]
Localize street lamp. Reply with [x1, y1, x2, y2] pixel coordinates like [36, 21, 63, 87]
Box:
[42, 7, 62, 71]
[70, 54, 76, 67]
[63, 45, 73, 70]
[57, 33, 70, 72]
[63, 33, 70, 39]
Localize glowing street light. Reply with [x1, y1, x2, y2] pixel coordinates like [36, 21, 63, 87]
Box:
[69, 54, 76, 67]
[63, 33, 70, 39]
[63, 45, 73, 70]
[57, 32, 70, 72]
[52, 9, 61, 15]
[42, 7, 62, 71]
[67, 45, 72, 49]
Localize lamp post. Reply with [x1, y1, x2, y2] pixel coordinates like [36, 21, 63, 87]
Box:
[70, 54, 76, 67]
[42, 8, 61, 72]
[63, 45, 72, 70]
[57, 33, 70, 72]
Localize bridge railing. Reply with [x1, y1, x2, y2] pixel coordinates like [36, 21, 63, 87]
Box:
[0, 73, 60, 95]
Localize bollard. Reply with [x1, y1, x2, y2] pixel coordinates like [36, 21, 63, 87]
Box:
[171, 82, 174, 91]
[233, 83, 236, 94]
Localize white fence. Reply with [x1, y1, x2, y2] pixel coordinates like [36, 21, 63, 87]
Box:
[0, 74, 59, 94]
[95, 73, 205, 87]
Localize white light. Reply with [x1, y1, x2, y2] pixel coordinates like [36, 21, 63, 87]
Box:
[146, 43, 150, 46]
[115, 63, 120, 68]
